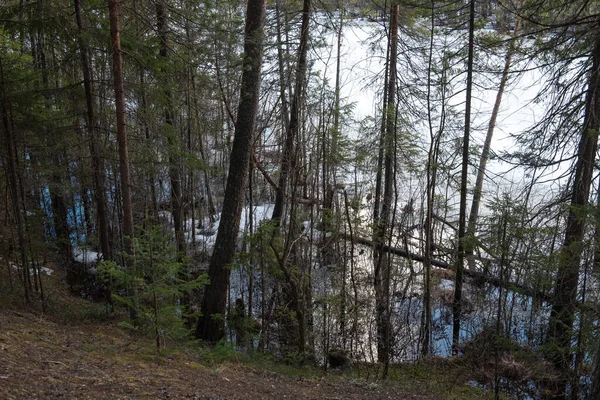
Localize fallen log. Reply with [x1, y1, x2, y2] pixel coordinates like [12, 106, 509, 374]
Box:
[339, 232, 551, 302]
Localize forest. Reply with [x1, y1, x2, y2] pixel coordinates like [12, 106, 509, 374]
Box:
[1, 0, 600, 398]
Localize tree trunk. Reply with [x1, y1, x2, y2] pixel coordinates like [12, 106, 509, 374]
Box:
[49, 166, 71, 261]
[33, 24, 72, 263]
[549, 35, 600, 395]
[452, 0, 475, 356]
[196, 0, 265, 343]
[594, 177, 600, 273]
[156, 0, 185, 256]
[108, 0, 135, 282]
[422, 0, 439, 357]
[189, 71, 217, 220]
[0, 56, 30, 303]
[466, 16, 520, 268]
[275, 0, 290, 133]
[373, 36, 390, 232]
[268, 0, 312, 355]
[590, 334, 600, 400]
[271, 0, 311, 223]
[75, 0, 111, 261]
[374, 3, 398, 374]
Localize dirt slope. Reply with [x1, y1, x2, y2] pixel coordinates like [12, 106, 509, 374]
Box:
[0, 309, 438, 400]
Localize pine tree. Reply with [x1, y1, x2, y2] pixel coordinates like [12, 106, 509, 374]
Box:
[196, 0, 266, 343]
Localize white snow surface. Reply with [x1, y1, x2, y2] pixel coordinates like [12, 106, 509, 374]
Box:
[439, 278, 455, 291]
[186, 204, 277, 253]
[72, 247, 101, 264]
[11, 262, 54, 275]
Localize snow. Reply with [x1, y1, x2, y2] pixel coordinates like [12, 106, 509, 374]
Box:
[439, 278, 454, 291]
[72, 247, 101, 264]
[183, 204, 330, 254]
[38, 266, 54, 275]
[185, 204, 278, 254]
[11, 262, 54, 275]
[158, 210, 174, 226]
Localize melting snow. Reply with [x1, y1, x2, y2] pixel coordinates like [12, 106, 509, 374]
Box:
[11, 262, 54, 275]
[72, 247, 101, 264]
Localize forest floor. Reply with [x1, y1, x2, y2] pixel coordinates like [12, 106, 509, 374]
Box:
[0, 266, 494, 400]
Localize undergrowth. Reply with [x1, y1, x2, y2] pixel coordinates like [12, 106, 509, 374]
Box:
[1, 262, 497, 400]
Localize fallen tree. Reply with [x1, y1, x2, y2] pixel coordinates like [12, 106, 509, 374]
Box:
[339, 233, 551, 302]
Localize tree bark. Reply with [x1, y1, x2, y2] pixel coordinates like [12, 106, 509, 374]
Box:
[422, 0, 439, 357]
[373, 33, 390, 233]
[0, 56, 30, 303]
[452, 0, 475, 356]
[466, 16, 520, 268]
[549, 35, 600, 394]
[75, 0, 111, 261]
[156, 0, 185, 256]
[188, 70, 217, 220]
[196, 0, 266, 343]
[49, 167, 71, 261]
[271, 0, 311, 223]
[590, 334, 600, 400]
[108, 0, 135, 277]
[374, 3, 398, 374]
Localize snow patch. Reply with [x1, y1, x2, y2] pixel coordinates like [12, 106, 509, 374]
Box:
[11, 262, 54, 275]
[187, 204, 280, 254]
[72, 247, 101, 264]
[439, 279, 454, 291]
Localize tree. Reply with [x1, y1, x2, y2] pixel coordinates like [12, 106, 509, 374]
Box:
[155, 0, 185, 257]
[547, 32, 600, 397]
[108, 0, 135, 313]
[271, 0, 312, 224]
[74, 0, 111, 262]
[373, 2, 398, 377]
[99, 226, 207, 349]
[0, 55, 31, 303]
[466, 8, 522, 269]
[196, 0, 266, 343]
[452, 0, 475, 356]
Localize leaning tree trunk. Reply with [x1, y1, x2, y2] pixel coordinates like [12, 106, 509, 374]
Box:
[196, 0, 266, 343]
[452, 0, 475, 356]
[549, 35, 600, 397]
[374, 3, 398, 376]
[465, 15, 520, 268]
